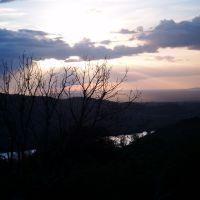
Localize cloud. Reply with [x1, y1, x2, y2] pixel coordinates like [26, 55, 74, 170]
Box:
[0, 28, 153, 61]
[155, 56, 175, 62]
[0, 29, 72, 60]
[126, 66, 200, 82]
[0, 0, 16, 3]
[117, 28, 136, 34]
[0, 16, 200, 62]
[116, 26, 144, 34]
[64, 56, 82, 63]
[0, 8, 25, 17]
[99, 40, 112, 45]
[139, 16, 200, 50]
[136, 26, 144, 33]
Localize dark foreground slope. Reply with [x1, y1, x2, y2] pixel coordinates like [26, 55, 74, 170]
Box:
[123, 117, 200, 199]
[1, 117, 200, 200]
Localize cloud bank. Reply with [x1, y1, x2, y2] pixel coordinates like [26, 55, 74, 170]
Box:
[0, 16, 199, 61]
[0, 28, 154, 61]
[139, 16, 200, 50]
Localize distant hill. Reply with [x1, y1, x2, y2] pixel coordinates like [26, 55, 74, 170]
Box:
[137, 89, 200, 102]
[1, 93, 200, 151]
[188, 87, 200, 90]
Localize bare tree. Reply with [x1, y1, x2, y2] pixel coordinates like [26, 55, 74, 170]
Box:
[0, 55, 43, 161]
[38, 66, 74, 151]
[64, 60, 140, 135]
[0, 60, 14, 162]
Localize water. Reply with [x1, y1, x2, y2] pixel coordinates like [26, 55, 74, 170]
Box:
[0, 131, 154, 160]
[0, 149, 36, 160]
[109, 131, 155, 147]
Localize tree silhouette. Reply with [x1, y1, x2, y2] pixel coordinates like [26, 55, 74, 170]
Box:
[0, 55, 139, 158]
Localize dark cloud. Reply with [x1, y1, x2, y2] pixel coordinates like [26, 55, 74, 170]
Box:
[118, 28, 136, 34]
[0, 16, 200, 62]
[0, 28, 152, 61]
[139, 16, 200, 50]
[0, 0, 16, 3]
[19, 29, 47, 36]
[99, 40, 112, 45]
[116, 26, 144, 34]
[0, 28, 72, 60]
[136, 26, 144, 33]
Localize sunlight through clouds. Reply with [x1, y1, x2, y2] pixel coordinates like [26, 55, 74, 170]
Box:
[0, 0, 200, 89]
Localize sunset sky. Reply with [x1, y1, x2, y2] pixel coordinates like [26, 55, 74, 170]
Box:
[0, 0, 200, 90]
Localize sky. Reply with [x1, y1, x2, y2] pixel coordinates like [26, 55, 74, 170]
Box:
[0, 0, 200, 90]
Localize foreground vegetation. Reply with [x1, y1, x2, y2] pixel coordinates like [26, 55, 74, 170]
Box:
[0, 117, 200, 200]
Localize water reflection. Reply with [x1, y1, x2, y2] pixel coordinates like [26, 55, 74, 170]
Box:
[0, 131, 155, 159]
[109, 131, 154, 147]
[0, 149, 36, 160]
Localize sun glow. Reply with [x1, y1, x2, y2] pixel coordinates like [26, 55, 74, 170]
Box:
[36, 58, 66, 72]
[36, 57, 90, 72]
[39, 1, 119, 43]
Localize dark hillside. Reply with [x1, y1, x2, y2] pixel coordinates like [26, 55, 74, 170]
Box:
[0, 117, 200, 199]
[122, 117, 200, 199]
